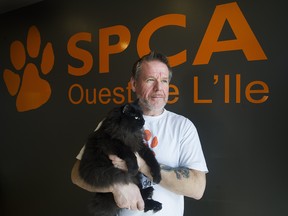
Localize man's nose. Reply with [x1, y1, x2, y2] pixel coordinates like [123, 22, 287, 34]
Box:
[154, 80, 162, 91]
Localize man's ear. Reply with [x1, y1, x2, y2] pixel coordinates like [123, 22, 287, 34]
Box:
[130, 77, 136, 92]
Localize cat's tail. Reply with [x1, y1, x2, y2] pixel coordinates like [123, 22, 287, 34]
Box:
[88, 193, 119, 216]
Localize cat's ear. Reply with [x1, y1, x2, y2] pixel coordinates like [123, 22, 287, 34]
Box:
[122, 103, 130, 114]
[133, 98, 140, 105]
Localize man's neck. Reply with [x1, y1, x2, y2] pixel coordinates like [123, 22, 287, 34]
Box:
[143, 108, 164, 116]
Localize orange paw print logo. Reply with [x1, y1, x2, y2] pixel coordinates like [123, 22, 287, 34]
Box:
[144, 129, 158, 155]
[3, 25, 55, 112]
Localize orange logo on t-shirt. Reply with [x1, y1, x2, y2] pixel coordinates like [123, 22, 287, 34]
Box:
[144, 129, 158, 155]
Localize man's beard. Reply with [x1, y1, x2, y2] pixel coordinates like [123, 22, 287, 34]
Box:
[138, 98, 166, 114]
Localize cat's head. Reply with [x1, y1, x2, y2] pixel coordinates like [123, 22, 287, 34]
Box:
[121, 99, 145, 130]
[103, 99, 145, 140]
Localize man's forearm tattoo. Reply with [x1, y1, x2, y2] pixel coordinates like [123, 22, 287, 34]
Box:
[160, 164, 190, 180]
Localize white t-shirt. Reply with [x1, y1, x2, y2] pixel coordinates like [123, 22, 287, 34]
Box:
[76, 109, 208, 216]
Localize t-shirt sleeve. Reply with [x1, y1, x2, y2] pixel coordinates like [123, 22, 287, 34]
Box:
[179, 119, 208, 173]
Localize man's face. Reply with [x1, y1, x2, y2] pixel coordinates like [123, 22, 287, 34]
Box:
[131, 60, 170, 115]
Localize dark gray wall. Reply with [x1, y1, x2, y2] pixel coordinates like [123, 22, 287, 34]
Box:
[1, 0, 287, 216]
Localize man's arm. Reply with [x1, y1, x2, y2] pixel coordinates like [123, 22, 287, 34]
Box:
[71, 160, 101, 192]
[71, 159, 145, 211]
[136, 154, 206, 200]
[159, 166, 206, 199]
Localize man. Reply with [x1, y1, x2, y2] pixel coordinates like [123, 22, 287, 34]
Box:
[71, 51, 208, 216]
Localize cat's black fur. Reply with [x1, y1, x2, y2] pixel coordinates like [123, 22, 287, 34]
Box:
[78, 99, 162, 216]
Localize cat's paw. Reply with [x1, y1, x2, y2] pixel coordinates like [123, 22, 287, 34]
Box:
[152, 201, 162, 213]
[141, 186, 154, 199]
[144, 199, 162, 213]
[152, 173, 162, 184]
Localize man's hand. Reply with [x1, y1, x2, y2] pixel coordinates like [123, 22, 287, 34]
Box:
[109, 154, 146, 211]
[111, 183, 144, 211]
[135, 153, 151, 179]
[109, 155, 128, 171]
[109, 154, 152, 179]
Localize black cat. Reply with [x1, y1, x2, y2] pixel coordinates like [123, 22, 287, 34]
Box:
[78, 99, 162, 216]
